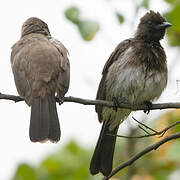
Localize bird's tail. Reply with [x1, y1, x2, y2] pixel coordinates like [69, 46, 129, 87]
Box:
[29, 96, 60, 143]
[90, 121, 118, 177]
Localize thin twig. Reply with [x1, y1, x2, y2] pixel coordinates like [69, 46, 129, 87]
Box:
[1, 93, 180, 111]
[132, 117, 158, 133]
[138, 125, 151, 135]
[102, 132, 180, 180]
[115, 120, 180, 139]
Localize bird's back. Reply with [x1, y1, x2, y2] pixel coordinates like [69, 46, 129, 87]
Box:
[11, 33, 70, 103]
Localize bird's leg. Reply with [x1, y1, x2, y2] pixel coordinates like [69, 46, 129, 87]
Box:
[143, 101, 152, 114]
[112, 97, 119, 112]
[112, 97, 128, 112]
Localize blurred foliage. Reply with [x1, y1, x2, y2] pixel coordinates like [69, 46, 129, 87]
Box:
[65, 7, 99, 41]
[141, 0, 150, 9]
[165, 0, 180, 4]
[116, 12, 124, 24]
[13, 164, 37, 180]
[65, 7, 80, 24]
[78, 21, 99, 41]
[12, 110, 180, 180]
[12, 140, 102, 180]
[165, 2, 180, 46]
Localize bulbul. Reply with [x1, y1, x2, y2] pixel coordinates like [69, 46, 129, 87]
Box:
[11, 17, 70, 143]
[90, 11, 171, 176]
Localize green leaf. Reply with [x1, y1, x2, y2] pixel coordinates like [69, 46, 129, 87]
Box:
[165, 0, 180, 5]
[77, 20, 99, 41]
[13, 164, 38, 180]
[116, 12, 124, 24]
[41, 159, 60, 173]
[141, 0, 149, 9]
[165, 5, 180, 46]
[154, 170, 170, 180]
[65, 7, 80, 24]
[65, 6, 100, 41]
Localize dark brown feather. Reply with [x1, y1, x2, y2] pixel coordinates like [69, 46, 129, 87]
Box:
[30, 96, 60, 142]
[90, 121, 118, 176]
[95, 39, 131, 122]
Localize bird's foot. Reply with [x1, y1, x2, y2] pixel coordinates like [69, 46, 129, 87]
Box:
[143, 101, 152, 114]
[55, 96, 63, 105]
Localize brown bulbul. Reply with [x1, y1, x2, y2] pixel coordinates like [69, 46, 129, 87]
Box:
[90, 11, 171, 176]
[11, 17, 70, 143]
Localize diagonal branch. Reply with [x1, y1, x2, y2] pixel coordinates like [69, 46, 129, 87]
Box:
[1, 93, 180, 111]
[132, 117, 158, 133]
[102, 132, 180, 180]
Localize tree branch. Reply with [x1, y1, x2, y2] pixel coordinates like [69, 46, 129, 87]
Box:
[102, 132, 180, 180]
[0, 93, 23, 102]
[1, 93, 180, 111]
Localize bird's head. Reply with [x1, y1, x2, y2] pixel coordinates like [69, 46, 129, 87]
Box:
[135, 10, 171, 41]
[21, 17, 51, 37]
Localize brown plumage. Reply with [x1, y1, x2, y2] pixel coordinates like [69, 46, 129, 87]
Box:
[11, 17, 70, 143]
[90, 11, 171, 176]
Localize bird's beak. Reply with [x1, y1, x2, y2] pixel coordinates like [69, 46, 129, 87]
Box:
[155, 22, 172, 30]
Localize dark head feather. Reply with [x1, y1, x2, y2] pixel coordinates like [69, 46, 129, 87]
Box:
[135, 10, 171, 41]
[21, 17, 51, 37]
[140, 10, 166, 25]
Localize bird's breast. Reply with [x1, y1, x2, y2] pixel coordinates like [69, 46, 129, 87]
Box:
[106, 61, 167, 104]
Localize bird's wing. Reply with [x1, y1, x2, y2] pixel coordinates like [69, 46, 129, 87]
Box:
[11, 40, 31, 104]
[95, 39, 132, 122]
[49, 37, 70, 99]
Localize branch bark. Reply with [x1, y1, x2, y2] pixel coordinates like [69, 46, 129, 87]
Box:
[102, 132, 180, 180]
[1, 93, 180, 111]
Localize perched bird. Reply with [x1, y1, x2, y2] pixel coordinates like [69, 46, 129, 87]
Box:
[90, 10, 171, 176]
[11, 17, 70, 143]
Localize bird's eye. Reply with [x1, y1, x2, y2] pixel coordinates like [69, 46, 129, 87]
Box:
[147, 20, 153, 25]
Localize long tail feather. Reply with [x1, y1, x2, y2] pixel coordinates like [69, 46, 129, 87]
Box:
[90, 122, 118, 176]
[29, 96, 60, 143]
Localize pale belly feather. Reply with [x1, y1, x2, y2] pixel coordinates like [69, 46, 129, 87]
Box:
[102, 60, 167, 130]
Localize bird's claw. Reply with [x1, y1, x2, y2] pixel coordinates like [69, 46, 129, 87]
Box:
[143, 101, 152, 114]
[55, 96, 63, 105]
